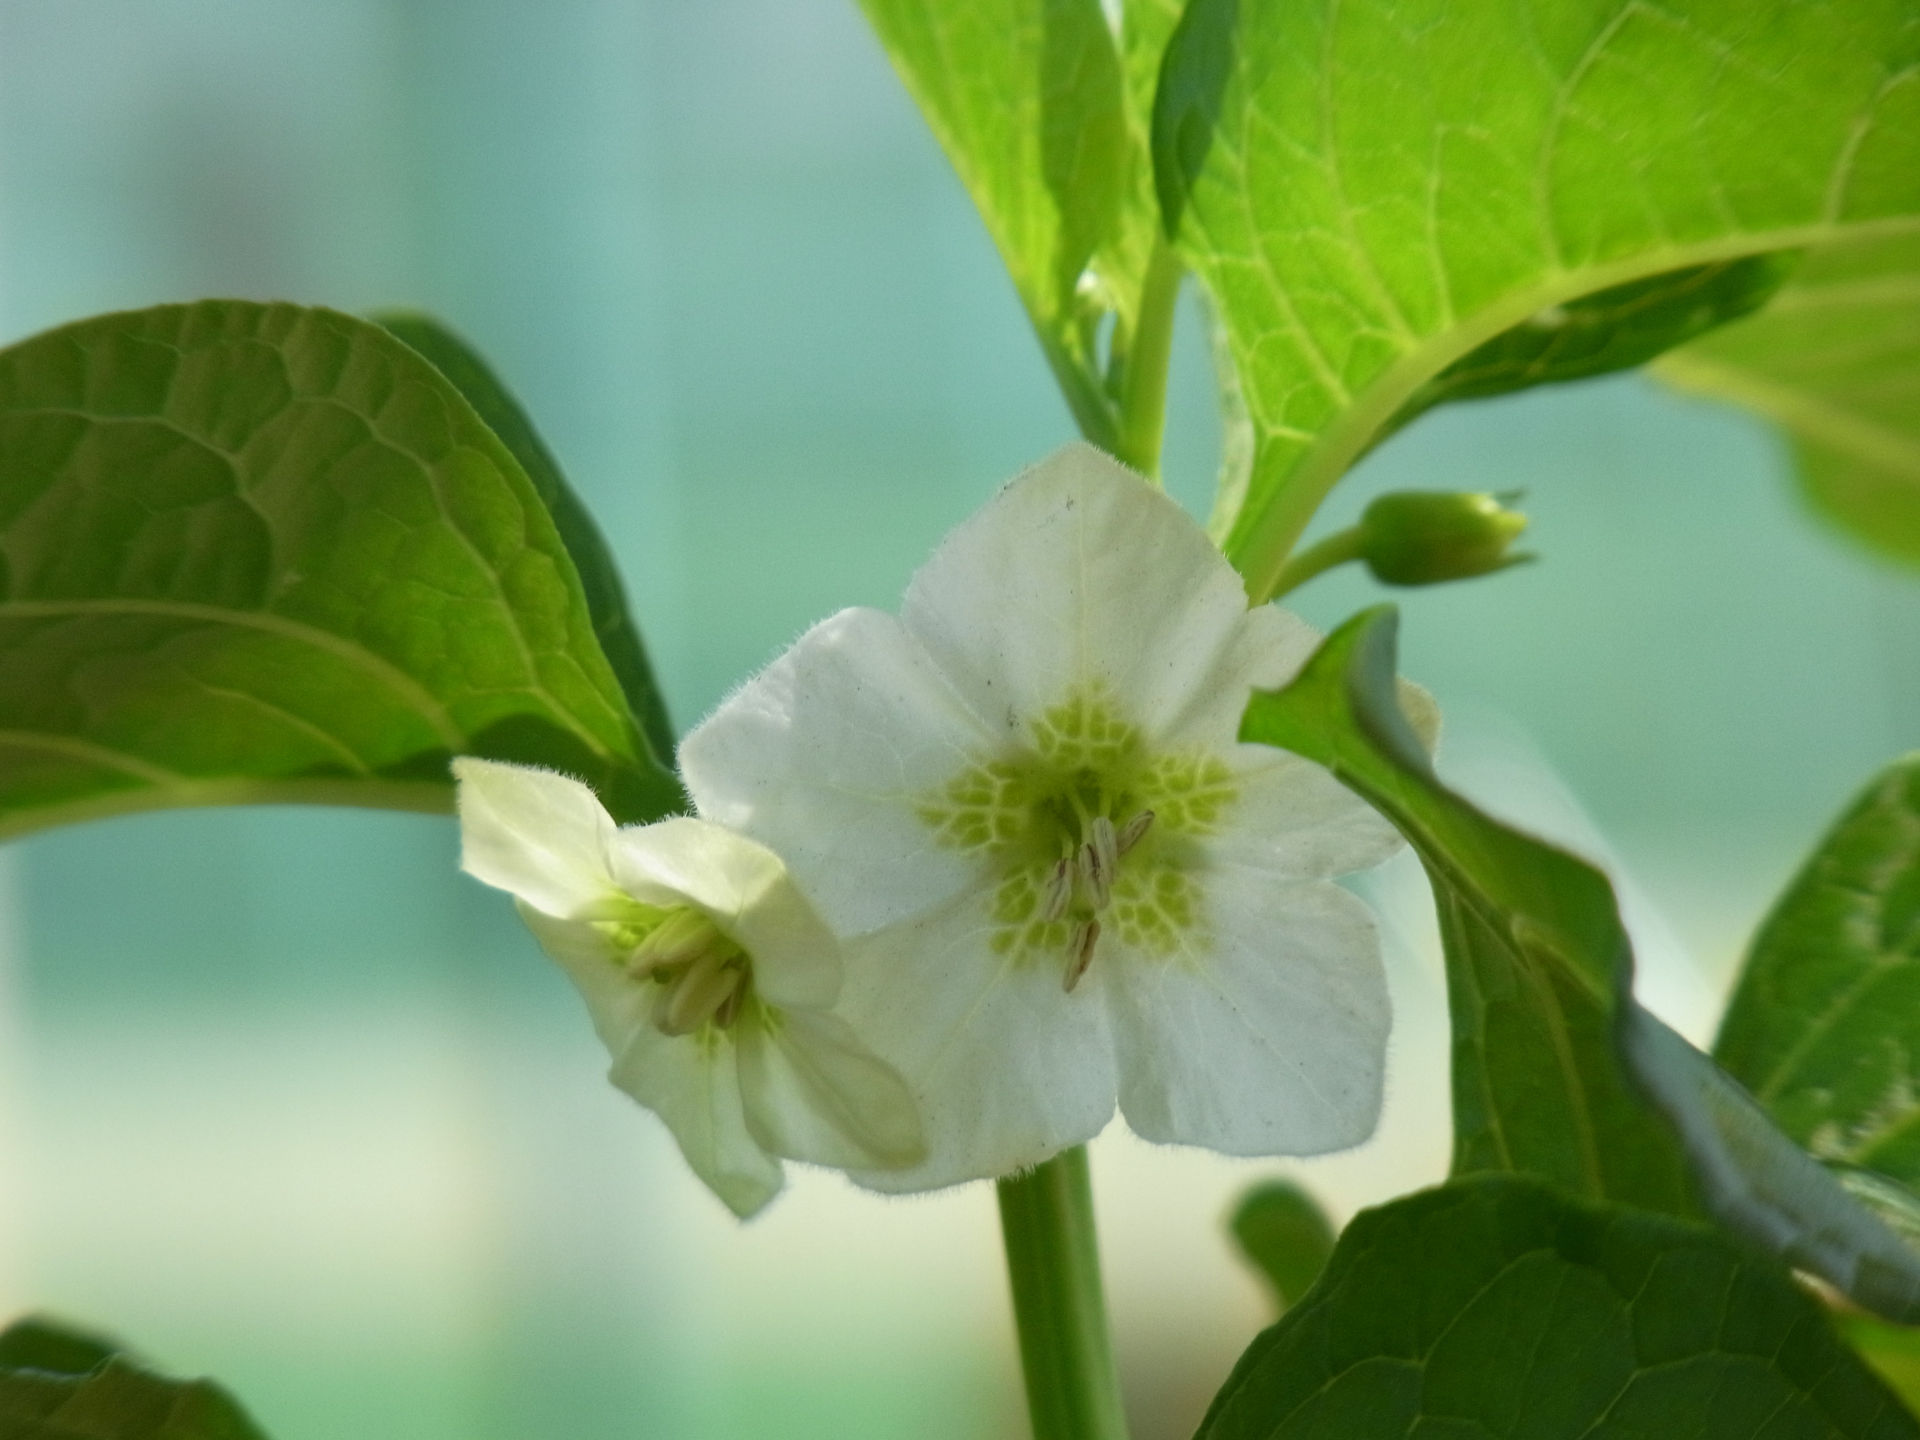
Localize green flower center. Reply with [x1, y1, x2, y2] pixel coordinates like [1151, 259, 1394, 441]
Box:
[600, 902, 758, 1039]
[918, 684, 1238, 990]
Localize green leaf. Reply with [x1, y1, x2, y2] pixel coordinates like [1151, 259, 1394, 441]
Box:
[0, 1319, 119, 1378]
[0, 1317, 269, 1440]
[1198, 1174, 1920, 1440]
[1242, 607, 1694, 1214]
[1155, 0, 1920, 601]
[1243, 606, 1920, 1319]
[1227, 1180, 1335, 1313]
[858, 0, 1162, 451]
[373, 311, 677, 765]
[0, 301, 682, 840]
[1716, 755, 1920, 1182]
[1845, 1315, 1920, 1417]
[1658, 232, 1920, 564]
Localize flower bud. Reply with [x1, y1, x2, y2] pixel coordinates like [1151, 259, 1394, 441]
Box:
[1358, 491, 1530, 586]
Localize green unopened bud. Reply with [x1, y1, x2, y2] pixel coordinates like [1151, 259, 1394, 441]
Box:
[1359, 490, 1531, 586]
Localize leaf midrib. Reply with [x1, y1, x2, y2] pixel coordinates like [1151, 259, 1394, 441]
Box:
[0, 597, 473, 752]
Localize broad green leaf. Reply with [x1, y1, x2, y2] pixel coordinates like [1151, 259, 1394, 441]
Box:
[0, 1317, 269, 1440]
[1198, 1174, 1920, 1440]
[1155, 0, 1920, 601]
[1227, 1180, 1334, 1313]
[373, 312, 677, 764]
[858, 0, 1164, 453]
[1243, 607, 1920, 1319]
[1658, 232, 1920, 564]
[0, 302, 682, 841]
[1716, 756, 1920, 1182]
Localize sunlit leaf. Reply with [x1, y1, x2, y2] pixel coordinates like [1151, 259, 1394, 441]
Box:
[1198, 1174, 1920, 1440]
[1156, 0, 1920, 600]
[1243, 607, 1920, 1320]
[0, 302, 681, 841]
[858, 0, 1184, 453]
[1659, 232, 1920, 565]
[374, 311, 677, 763]
[1716, 755, 1920, 1183]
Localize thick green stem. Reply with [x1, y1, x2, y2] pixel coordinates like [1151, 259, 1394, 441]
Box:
[1266, 524, 1366, 600]
[997, 1147, 1130, 1440]
[1111, 239, 1183, 479]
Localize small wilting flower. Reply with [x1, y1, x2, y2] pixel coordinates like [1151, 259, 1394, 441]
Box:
[454, 758, 924, 1217]
[681, 444, 1426, 1192]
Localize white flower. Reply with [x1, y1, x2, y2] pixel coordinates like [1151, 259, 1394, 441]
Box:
[679, 443, 1417, 1192]
[453, 757, 924, 1217]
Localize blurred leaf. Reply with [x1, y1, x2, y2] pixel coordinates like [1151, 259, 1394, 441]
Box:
[1659, 232, 1920, 565]
[1198, 1174, 1920, 1440]
[1228, 1180, 1335, 1313]
[373, 311, 677, 764]
[1154, 0, 1920, 600]
[1243, 607, 1920, 1320]
[0, 302, 682, 841]
[0, 1319, 118, 1378]
[1716, 756, 1920, 1181]
[856, 0, 1141, 447]
[1844, 1315, 1920, 1416]
[0, 1319, 269, 1440]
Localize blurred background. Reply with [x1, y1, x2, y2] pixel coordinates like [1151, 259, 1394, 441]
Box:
[0, 2, 1915, 1437]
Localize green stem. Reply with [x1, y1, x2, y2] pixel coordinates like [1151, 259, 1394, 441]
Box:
[1111, 239, 1183, 479]
[997, 1147, 1130, 1440]
[1266, 524, 1366, 600]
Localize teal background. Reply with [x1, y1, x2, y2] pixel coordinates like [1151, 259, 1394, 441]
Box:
[0, 3, 1915, 1438]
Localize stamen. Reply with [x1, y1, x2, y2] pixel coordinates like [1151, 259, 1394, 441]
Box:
[629, 907, 715, 975]
[1116, 809, 1154, 856]
[1079, 837, 1112, 911]
[1089, 814, 1119, 879]
[653, 946, 742, 1036]
[1042, 856, 1074, 923]
[1064, 918, 1100, 992]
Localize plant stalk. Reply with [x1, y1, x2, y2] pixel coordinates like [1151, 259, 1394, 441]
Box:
[1267, 524, 1366, 600]
[1111, 238, 1183, 479]
[996, 1146, 1130, 1440]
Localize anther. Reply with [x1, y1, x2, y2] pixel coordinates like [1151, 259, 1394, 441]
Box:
[629, 907, 716, 975]
[1064, 918, 1100, 993]
[1079, 837, 1113, 911]
[1042, 856, 1074, 923]
[653, 946, 741, 1036]
[1116, 810, 1154, 856]
[1089, 814, 1119, 879]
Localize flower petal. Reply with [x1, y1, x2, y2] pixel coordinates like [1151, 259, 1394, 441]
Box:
[839, 892, 1117, 1193]
[519, 901, 650, 1056]
[1207, 746, 1407, 878]
[900, 443, 1255, 741]
[1107, 868, 1389, 1157]
[609, 1027, 785, 1219]
[453, 758, 625, 920]
[614, 817, 840, 1011]
[680, 606, 994, 937]
[736, 1008, 926, 1170]
[1155, 604, 1320, 749]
